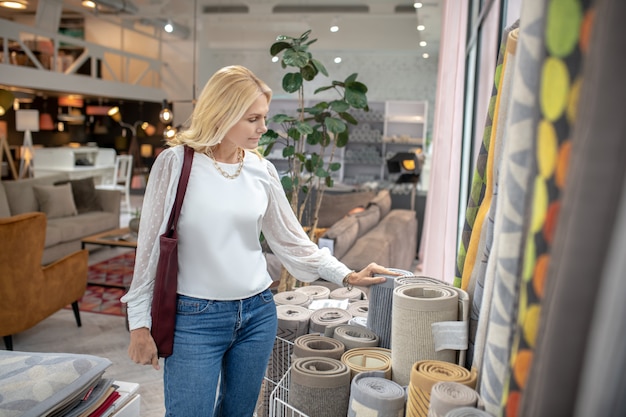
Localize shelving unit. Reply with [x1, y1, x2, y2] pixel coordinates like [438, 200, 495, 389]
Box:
[263, 99, 428, 185]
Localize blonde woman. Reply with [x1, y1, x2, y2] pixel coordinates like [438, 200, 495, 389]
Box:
[122, 65, 395, 416]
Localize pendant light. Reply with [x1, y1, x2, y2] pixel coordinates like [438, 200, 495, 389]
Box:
[159, 100, 173, 124]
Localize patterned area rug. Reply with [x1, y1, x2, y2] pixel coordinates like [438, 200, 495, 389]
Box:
[72, 252, 135, 317]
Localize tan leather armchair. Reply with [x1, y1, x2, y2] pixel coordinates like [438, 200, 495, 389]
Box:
[0, 212, 88, 350]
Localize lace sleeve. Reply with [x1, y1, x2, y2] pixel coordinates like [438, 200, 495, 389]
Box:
[260, 161, 352, 286]
[120, 147, 182, 330]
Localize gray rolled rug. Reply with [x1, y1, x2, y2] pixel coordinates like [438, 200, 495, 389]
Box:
[341, 347, 393, 380]
[348, 370, 406, 417]
[309, 307, 352, 335]
[333, 324, 379, 350]
[444, 407, 491, 417]
[293, 334, 345, 360]
[276, 304, 312, 342]
[367, 269, 415, 349]
[289, 357, 351, 417]
[391, 284, 459, 386]
[273, 290, 311, 307]
[295, 285, 331, 300]
[427, 381, 482, 417]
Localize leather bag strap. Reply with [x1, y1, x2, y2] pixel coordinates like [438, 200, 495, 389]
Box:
[166, 145, 194, 233]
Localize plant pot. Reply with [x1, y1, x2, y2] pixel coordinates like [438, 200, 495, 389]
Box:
[129, 217, 140, 234]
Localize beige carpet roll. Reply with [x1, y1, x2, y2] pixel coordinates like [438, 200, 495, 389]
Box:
[289, 357, 351, 417]
[427, 381, 481, 417]
[341, 347, 392, 380]
[293, 334, 345, 360]
[273, 290, 311, 307]
[391, 284, 459, 386]
[348, 300, 370, 318]
[333, 324, 379, 350]
[276, 304, 312, 342]
[309, 307, 352, 335]
[295, 285, 331, 300]
[330, 286, 364, 301]
[444, 407, 491, 417]
[406, 360, 477, 417]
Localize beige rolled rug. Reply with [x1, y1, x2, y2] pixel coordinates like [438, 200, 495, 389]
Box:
[309, 307, 352, 335]
[333, 324, 379, 350]
[295, 285, 331, 300]
[348, 300, 370, 318]
[293, 334, 345, 360]
[406, 360, 477, 417]
[395, 275, 446, 288]
[427, 381, 481, 417]
[273, 290, 311, 307]
[289, 357, 351, 417]
[341, 347, 393, 380]
[391, 284, 459, 386]
[330, 286, 364, 301]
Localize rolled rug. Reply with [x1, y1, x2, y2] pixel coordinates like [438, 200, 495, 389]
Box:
[276, 304, 312, 342]
[293, 334, 345, 360]
[367, 269, 414, 349]
[295, 285, 331, 300]
[348, 370, 406, 417]
[348, 300, 370, 318]
[395, 275, 447, 288]
[427, 381, 481, 417]
[391, 284, 459, 386]
[444, 407, 491, 417]
[289, 356, 351, 417]
[309, 307, 352, 335]
[273, 290, 311, 307]
[330, 286, 364, 301]
[406, 360, 477, 417]
[342, 347, 393, 380]
[333, 324, 379, 350]
[349, 316, 369, 328]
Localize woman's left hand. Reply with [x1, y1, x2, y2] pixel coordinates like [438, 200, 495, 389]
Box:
[347, 263, 404, 287]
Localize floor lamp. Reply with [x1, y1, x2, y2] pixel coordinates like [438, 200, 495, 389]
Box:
[16, 109, 39, 179]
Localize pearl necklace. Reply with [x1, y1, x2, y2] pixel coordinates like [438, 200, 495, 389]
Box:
[206, 147, 244, 179]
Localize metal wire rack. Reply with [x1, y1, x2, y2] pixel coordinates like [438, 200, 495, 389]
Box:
[255, 336, 310, 417]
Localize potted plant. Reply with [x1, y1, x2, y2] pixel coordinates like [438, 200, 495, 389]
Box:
[259, 30, 369, 291]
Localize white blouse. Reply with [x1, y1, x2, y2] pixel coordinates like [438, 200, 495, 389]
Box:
[121, 145, 352, 331]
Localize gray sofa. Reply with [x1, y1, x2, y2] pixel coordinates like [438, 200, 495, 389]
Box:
[265, 188, 418, 281]
[0, 174, 120, 264]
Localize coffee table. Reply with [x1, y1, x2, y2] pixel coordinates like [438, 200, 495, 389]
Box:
[81, 227, 138, 250]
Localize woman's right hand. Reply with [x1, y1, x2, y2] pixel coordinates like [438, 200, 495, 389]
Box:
[128, 327, 160, 370]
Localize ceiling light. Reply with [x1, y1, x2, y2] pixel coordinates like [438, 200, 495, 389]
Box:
[0, 1, 27, 9]
[419, 41, 427, 47]
[413, 2, 423, 8]
[164, 21, 174, 33]
[417, 25, 425, 31]
[330, 25, 339, 33]
[422, 53, 429, 59]
[81, 0, 96, 8]
[334, 57, 342, 64]
[271, 56, 279, 63]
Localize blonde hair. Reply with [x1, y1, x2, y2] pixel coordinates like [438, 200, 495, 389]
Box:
[170, 65, 272, 152]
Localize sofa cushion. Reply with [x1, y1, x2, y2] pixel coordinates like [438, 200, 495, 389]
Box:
[54, 177, 103, 214]
[2, 174, 68, 215]
[33, 183, 78, 219]
[48, 211, 119, 243]
[369, 189, 392, 219]
[321, 215, 359, 259]
[0, 185, 10, 217]
[353, 204, 380, 238]
[316, 190, 376, 228]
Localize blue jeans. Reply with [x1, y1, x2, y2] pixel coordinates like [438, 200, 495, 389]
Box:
[163, 288, 277, 417]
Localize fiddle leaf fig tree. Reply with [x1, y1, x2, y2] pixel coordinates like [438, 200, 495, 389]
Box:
[260, 30, 369, 232]
[259, 30, 369, 291]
